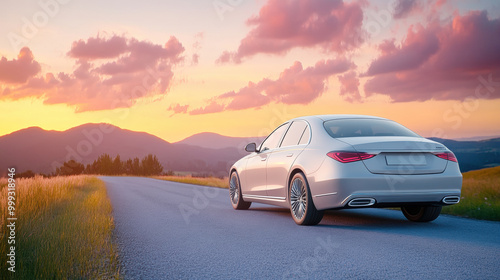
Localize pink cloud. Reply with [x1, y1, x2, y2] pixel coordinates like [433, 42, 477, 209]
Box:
[217, 0, 364, 63]
[0, 47, 41, 84]
[187, 58, 353, 114]
[190, 99, 226, 115]
[393, 0, 419, 19]
[168, 103, 189, 115]
[364, 11, 500, 101]
[364, 25, 439, 76]
[338, 71, 361, 102]
[1, 35, 185, 112]
[67, 35, 128, 59]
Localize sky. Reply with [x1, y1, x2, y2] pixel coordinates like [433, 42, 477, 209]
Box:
[1, 0, 500, 142]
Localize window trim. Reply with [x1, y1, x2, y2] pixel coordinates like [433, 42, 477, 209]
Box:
[258, 122, 290, 152]
[278, 120, 311, 148]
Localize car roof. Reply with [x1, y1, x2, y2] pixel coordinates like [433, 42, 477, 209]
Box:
[293, 114, 388, 122]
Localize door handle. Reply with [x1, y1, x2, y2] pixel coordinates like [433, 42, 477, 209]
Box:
[286, 153, 294, 157]
[261, 157, 267, 161]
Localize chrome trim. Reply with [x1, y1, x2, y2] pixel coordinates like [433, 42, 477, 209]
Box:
[314, 192, 338, 197]
[243, 194, 286, 202]
[442, 196, 460, 204]
[348, 198, 376, 207]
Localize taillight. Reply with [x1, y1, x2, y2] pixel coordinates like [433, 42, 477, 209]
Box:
[327, 152, 376, 163]
[433, 152, 458, 162]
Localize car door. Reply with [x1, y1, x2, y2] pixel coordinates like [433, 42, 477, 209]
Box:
[241, 123, 290, 196]
[266, 120, 310, 199]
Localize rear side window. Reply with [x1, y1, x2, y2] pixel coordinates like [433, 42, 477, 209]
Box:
[280, 121, 309, 147]
[324, 119, 420, 138]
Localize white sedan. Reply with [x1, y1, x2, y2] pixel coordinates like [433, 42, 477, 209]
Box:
[229, 115, 462, 225]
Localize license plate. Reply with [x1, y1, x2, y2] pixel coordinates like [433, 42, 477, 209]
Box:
[385, 154, 427, 166]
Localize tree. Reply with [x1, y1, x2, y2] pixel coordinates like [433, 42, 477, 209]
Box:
[56, 160, 84, 176]
[112, 155, 123, 175]
[141, 154, 163, 175]
[17, 170, 35, 178]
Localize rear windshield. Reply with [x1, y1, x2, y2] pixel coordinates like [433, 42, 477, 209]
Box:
[323, 119, 420, 138]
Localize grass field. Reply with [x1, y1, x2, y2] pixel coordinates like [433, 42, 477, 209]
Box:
[0, 175, 121, 279]
[156, 167, 500, 221]
[154, 175, 229, 189]
[441, 166, 500, 221]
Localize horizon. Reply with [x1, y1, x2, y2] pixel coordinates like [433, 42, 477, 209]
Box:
[2, 122, 499, 143]
[1, 0, 500, 142]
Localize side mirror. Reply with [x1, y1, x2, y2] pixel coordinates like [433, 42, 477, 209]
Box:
[245, 143, 257, 153]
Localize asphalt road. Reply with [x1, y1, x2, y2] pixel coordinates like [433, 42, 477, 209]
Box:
[101, 176, 500, 279]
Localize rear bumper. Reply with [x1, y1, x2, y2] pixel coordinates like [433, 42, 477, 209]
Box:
[308, 160, 462, 211]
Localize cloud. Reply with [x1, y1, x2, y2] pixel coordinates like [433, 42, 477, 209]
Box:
[190, 99, 226, 115]
[68, 35, 128, 59]
[2, 35, 185, 112]
[187, 58, 353, 114]
[190, 32, 204, 65]
[338, 71, 361, 102]
[364, 25, 439, 76]
[0, 47, 41, 83]
[364, 11, 500, 102]
[393, 0, 418, 19]
[217, 0, 364, 63]
[168, 103, 189, 114]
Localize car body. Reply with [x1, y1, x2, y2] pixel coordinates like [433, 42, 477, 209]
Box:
[229, 115, 462, 225]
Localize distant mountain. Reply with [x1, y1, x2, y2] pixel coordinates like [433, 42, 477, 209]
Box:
[0, 124, 246, 177]
[453, 135, 500, 141]
[429, 137, 500, 172]
[1, 124, 498, 177]
[175, 132, 265, 150]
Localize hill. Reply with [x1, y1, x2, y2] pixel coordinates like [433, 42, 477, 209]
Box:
[429, 137, 500, 172]
[1, 124, 498, 176]
[0, 124, 247, 177]
[175, 132, 265, 150]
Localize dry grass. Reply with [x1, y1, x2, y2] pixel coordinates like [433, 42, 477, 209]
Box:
[0, 175, 121, 279]
[154, 175, 229, 189]
[441, 166, 500, 221]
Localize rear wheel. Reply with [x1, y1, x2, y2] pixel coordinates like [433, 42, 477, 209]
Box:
[229, 171, 251, 210]
[401, 205, 442, 222]
[289, 172, 324, 225]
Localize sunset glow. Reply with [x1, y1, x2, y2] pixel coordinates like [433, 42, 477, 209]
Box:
[1, 0, 499, 142]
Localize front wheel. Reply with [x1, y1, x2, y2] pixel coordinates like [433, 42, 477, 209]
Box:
[229, 171, 251, 210]
[289, 172, 324, 225]
[401, 206, 442, 222]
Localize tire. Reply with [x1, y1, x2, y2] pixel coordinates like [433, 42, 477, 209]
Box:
[401, 205, 442, 222]
[289, 172, 324, 225]
[229, 171, 251, 210]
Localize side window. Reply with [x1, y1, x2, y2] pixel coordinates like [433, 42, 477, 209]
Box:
[281, 121, 308, 147]
[259, 123, 289, 151]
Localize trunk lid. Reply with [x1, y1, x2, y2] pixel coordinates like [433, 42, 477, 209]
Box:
[337, 136, 448, 175]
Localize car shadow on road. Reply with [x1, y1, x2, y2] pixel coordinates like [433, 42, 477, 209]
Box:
[244, 206, 497, 244]
[250, 206, 446, 230]
[249, 206, 411, 227]
[320, 209, 416, 227]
